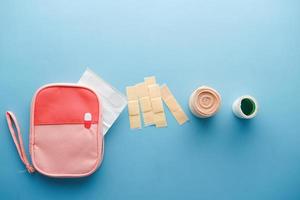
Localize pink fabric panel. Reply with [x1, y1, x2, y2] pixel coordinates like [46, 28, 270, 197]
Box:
[32, 124, 102, 176]
[34, 86, 99, 125]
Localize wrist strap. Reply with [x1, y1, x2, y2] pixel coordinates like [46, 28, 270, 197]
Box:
[5, 111, 35, 173]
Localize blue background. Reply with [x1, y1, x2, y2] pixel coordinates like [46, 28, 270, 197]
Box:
[0, 0, 299, 199]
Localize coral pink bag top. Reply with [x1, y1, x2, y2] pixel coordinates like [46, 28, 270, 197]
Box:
[6, 84, 104, 177]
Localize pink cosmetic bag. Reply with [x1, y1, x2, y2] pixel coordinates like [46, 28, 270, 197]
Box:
[5, 84, 104, 178]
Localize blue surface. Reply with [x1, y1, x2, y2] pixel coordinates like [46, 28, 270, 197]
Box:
[1, 0, 300, 199]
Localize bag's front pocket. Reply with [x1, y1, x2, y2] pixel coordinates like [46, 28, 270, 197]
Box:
[33, 124, 101, 176]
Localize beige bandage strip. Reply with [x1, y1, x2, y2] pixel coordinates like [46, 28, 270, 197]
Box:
[148, 84, 167, 127]
[144, 76, 156, 86]
[126, 86, 141, 129]
[135, 82, 155, 126]
[161, 84, 189, 125]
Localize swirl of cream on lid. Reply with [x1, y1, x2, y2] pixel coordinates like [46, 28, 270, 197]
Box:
[190, 87, 221, 117]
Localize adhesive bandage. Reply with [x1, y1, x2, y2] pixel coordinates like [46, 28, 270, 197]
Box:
[161, 85, 189, 125]
[126, 75, 189, 130]
[126, 86, 142, 129]
[135, 82, 155, 126]
[148, 84, 167, 128]
[144, 76, 156, 86]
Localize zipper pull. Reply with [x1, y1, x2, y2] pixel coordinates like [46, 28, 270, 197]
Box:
[84, 113, 92, 129]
